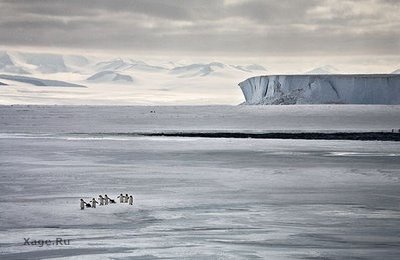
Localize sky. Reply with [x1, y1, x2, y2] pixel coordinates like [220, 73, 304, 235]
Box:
[0, 0, 399, 105]
[0, 0, 399, 63]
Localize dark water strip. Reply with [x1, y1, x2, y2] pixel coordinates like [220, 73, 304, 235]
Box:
[72, 132, 400, 141]
[144, 132, 400, 141]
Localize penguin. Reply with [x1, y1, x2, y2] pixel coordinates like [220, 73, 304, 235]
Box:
[124, 194, 129, 203]
[104, 194, 110, 205]
[80, 199, 85, 210]
[85, 203, 92, 208]
[117, 193, 124, 203]
[129, 195, 134, 205]
[110, 199, 116, 204]
[91, 198, 98, 208]
[98, 195, 104, 206]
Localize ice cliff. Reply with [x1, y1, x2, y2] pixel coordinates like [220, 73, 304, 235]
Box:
[239, 74, 400, 105]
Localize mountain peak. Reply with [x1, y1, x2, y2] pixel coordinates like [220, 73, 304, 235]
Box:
[0, 51, 15, 68]
[24, 53, 68, 73]
[87, 71, 133, 83]
[306, 65, 340, 74]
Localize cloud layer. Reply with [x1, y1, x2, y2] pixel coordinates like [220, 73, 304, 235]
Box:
[0, 0, 399, 56]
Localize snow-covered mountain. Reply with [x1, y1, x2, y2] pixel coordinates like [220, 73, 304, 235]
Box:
[87, 71, 133, 83]
[231, 64, 266, 72]
[392, 69, 400, 74]
[24, 53, 68, 73]
[0, 50, 272, 104]
[170, 62, 265, 77]
[0, 50, 267, 79]
[0, 51, 30, 74]
[0, 51, 92, 75]
[306, 65, 340, 74]
[239, 74, 400, 105]
[170, 62, 226, 77]
[95, 58, 167, 72]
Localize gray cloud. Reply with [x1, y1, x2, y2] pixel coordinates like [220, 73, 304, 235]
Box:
[0, 0, 399, 56]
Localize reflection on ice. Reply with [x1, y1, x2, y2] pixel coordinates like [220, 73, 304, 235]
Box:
[328, 152, 400, 157]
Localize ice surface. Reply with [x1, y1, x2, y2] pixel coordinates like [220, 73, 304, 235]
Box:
[0, 132, 399, 259]
[1, 105, 400, 133]
[0, 105, 399, 259]
[239, 74, 400, 105]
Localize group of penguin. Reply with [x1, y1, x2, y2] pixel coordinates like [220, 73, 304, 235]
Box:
[80, 193, 134, 210]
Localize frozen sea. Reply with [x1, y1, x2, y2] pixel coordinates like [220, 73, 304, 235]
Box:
[0, 105, 400, 259]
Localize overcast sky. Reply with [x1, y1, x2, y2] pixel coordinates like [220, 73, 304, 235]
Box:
[0, 0, 399, 70]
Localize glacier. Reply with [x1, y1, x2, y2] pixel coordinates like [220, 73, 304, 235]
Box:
[239, 74, 400, 105]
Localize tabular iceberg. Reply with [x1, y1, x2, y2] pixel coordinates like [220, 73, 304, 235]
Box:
[239, 74, 400, 105]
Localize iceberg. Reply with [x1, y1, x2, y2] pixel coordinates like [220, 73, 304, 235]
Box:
[239, 74, 400, 105]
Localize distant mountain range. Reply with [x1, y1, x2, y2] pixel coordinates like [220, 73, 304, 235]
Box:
[1, 50, 398, 106]
[0, 51, 91, 75]
[95, 58, 167, 73]
[0, 51, 273, 91]
[0, 50, 268, 81]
